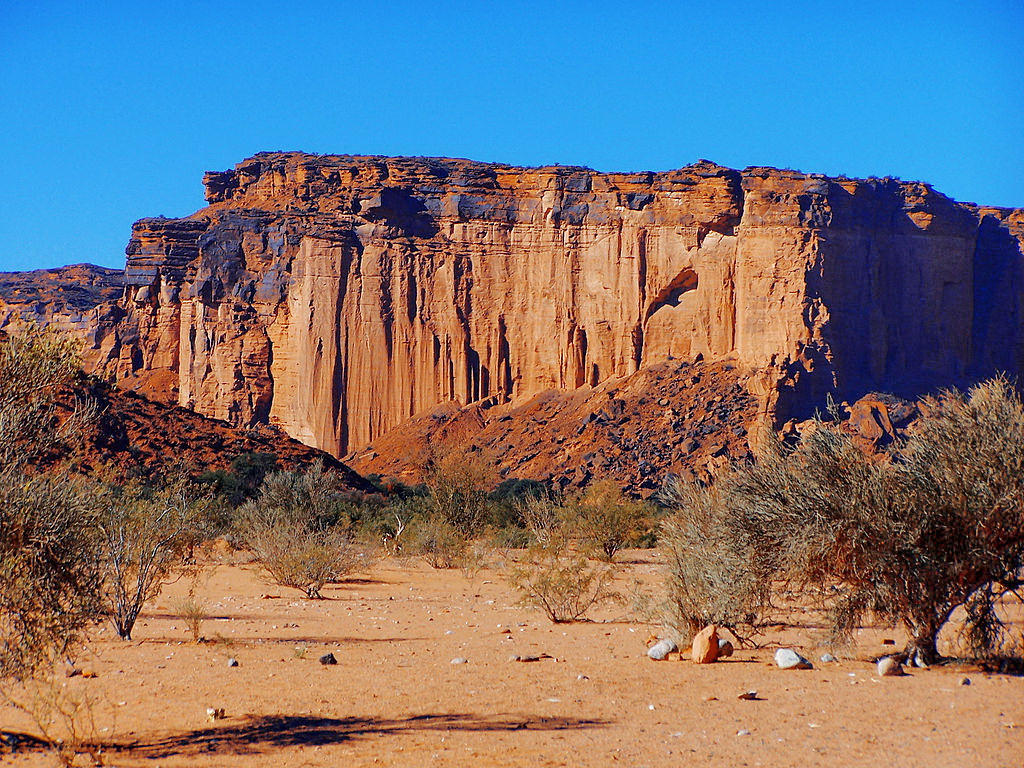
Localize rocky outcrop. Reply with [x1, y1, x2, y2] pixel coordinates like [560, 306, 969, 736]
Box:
[348, 357, 756, 492]
[4, 154, 1023, 485]
[47, 375, 371, 492]
[0, 263, 125, 335]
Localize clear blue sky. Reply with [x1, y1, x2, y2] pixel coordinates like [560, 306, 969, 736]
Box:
[1, 0, 1021, 272]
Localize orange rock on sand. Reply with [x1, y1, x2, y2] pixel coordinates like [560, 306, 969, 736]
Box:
[691, 625, 720, 664]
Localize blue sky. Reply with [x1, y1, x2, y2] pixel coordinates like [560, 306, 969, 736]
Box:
[1, 0, 1021, 272]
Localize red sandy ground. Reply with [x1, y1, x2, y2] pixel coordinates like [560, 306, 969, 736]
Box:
[2, 552, 1022, 767]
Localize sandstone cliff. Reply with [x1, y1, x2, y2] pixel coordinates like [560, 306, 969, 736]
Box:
[4, 153, 1022, 487]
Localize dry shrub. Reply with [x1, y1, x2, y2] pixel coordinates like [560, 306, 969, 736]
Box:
[422, 447, 497, 536]
[508, 547, 619, 623]
[515, 494, 563, 547]
[0, 472, 103, 680]
[564, 480, 647, 561]
[0, 323, 95, 468]
[99, 478, 210, 640]
[2, 669, 112, 766]
[659, 478, 770, 642]
[0, 326, 102, 681]
[407, 514, 470, 569]
[247, 522, 358, 599]
[661, 378, 1024, 663]
[239, 462, 364, 598]
[173, 570, 214, 643]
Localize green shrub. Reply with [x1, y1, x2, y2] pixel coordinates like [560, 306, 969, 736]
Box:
[508, 547, 619, 622]
[238, 461, 363, 597]
[564, 480, 648, 561]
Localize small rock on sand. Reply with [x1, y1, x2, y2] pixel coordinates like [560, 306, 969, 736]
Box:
[319, 653, 337, 665]
[877, 656, 905, 677]
[691, 625, 719, 664]
[647, 639, 678, 660]
[774, 648, 813, 670]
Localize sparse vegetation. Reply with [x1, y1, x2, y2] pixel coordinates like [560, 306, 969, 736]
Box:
[99, 476, 211, 641]
[661, 378, 1024, 663]
[508, 547, 620, 622]
[238, 462, 362, 597]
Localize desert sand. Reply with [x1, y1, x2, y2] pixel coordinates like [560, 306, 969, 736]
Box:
[2, 551, 1022, 767]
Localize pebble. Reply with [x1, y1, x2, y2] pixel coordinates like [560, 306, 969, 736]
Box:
[691, 625, 720, 664]
[717, 639, 734, 658]
[227, 658, 239, 668]
[820, 653, 836, 663]
[647, 638, 678, 660]
[450, 657, 469, 665]
[737, 690, 759, 701]
[876, 655, 905, 677]
[737, 729, 751, 736]
[319, 653, 337, 666]
[577, 674, 590, 681]
[774, 648, 813, 670]
[960, 676, 971, 686]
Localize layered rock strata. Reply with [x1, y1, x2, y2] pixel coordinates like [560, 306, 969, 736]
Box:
[4, 154, 1023, 475]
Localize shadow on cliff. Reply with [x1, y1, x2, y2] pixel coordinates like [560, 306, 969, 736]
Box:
[358, 187, 439, 238]
[775, 182, 1024, 426]
[107, 712, 608, 759]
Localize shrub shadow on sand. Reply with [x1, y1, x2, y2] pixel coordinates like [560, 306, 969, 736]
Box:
[115, 712, 609, 759]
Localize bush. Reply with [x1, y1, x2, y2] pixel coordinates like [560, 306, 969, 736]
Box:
[0, 471, 103, 680]
[0, 326, 102, 680]
[99, 477, 210, 640]
[661, 378, 1024, 663]
[659, 478, 770, 641]
[564, 480, 648, 561]
[0, 323, 94, 468]
[247, 521, 358, 599]
[423, 448, 496, 536]
[508, 547, 619, 622]
[238, 462, 362, 597]
[515, 493, 564, 548]
[407, 514, 470, 569]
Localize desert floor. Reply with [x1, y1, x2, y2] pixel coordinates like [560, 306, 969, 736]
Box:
[2, 549, 1022, 767]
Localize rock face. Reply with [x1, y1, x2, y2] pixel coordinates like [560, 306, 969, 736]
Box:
[3, 153, 1023, 477]
[0, 263, 125, 338]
